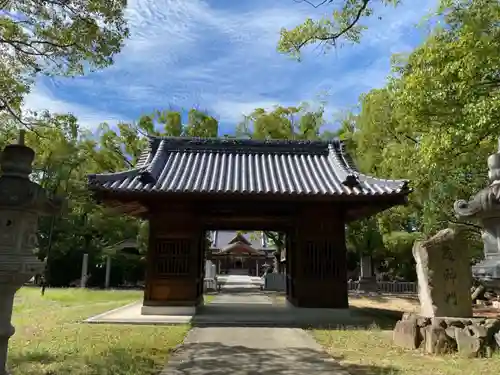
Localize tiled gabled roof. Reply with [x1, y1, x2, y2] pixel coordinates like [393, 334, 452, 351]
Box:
[88, 136, 410, 197]
[210, 231, 272, 250]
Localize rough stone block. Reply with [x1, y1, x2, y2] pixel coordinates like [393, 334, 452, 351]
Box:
[425, 325, 455, 354]
[455, 328, 484, 357]
[393, 315, 500, 357]
[413, 228, 473, 318]
[393, 319, 421, 349]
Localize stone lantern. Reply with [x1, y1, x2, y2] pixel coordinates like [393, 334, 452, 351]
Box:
[454, 138, 500, 283]
[0, 130, 63, 375]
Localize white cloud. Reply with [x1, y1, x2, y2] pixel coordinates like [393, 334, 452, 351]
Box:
[22, 0, 439, 129]
[24, 82, 128, 129]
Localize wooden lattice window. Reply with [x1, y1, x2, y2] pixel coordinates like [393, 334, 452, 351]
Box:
[303, 240, 339, 279]
[154, 239, 191, 276]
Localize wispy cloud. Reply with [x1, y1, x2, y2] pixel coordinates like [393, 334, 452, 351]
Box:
[24, 84, 128, 129]
[23, 0, 438, 132]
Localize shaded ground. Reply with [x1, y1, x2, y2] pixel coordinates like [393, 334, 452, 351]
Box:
[10, 287, 189, 375]
[192, 290, 402, 329]
[160, 329, 399, 375]
[161, 292, 397, 375]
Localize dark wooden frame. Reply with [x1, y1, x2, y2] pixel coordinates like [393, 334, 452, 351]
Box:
[92, 190, 407, 309]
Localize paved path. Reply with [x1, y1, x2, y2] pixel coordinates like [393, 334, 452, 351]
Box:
[160, 293, 350, 375]
[216, 274, 263, 292]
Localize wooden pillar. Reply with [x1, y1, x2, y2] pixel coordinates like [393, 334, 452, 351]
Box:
[80, 253, 89, 288]
[104, 255, 111, 289]
[142, 207, 203, 315]
[288, 205, 348, 308]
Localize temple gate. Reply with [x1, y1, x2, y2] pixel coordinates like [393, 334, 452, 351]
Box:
[88, 137, 410, 314]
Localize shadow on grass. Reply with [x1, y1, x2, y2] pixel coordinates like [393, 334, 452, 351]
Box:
[163, 342, 399, 375]
[9, 350, 58, 365]
[192, 302, 402, 330]
[349, 306, 404, 328]
[8, 347, 172, 375]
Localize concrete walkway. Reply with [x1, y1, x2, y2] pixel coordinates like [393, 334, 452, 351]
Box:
[160, 293, 350, 375]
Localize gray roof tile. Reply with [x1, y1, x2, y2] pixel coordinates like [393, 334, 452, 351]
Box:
[210, 231, 274, 250]
[88, 137, 409, 197]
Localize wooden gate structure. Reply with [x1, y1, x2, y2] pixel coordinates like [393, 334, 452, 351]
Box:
[88, 137, 410, 314]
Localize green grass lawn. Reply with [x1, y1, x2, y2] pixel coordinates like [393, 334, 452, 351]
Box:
[9, 287, 190, 375]
[314, 327, 500, 375]
[312, 295, 500, 375]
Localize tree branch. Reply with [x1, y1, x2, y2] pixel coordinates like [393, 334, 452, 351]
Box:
[293, 0, 333, 8]
[0, 98, 46, 138]
[292, 0, 371, 52]
[264, 231, 285, 248]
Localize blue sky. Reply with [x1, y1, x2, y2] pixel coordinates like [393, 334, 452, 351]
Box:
[24, 0, 438, 135]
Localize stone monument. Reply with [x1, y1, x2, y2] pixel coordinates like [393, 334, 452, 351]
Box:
[413, 228, 473, 318]
[454, 138, 500, 283]
[357, 255, 379, 293]
[0, 131, 62, 375]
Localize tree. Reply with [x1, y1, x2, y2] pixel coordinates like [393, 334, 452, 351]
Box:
[236, 104, 324, 139]
[340, 0, 498, 266]
[276, 0, 500, 275]
[0, 0, 129, 126]
[278, 0, 401, 58]
[381, 231, 422, 281]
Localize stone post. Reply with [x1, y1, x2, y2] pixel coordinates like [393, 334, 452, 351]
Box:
[454, 138, 500, 283]
[204, 260, 215, 279]
[357, 255, 378, 293]
[80, 253, 89, 288]
[255, 259, 259, 277]
[360, 255, 372, 278]
[0, 131, 62, 375]
[104, 255, 111, 289]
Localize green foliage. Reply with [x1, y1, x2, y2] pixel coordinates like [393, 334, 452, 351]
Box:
[277, 0, 401, 58]
[381, 231, 422, 280]
[346, 218, 384, 256]
[337, 0, 500, 273]
[236, 103, 324, 139]
[276, 0, 500, 276]
[0, 0, 128, 124]
[357, 0, 499, 233]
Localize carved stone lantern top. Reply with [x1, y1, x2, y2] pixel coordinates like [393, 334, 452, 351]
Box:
[454, 138, 500, 220]
[0, 130, 63, 213]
